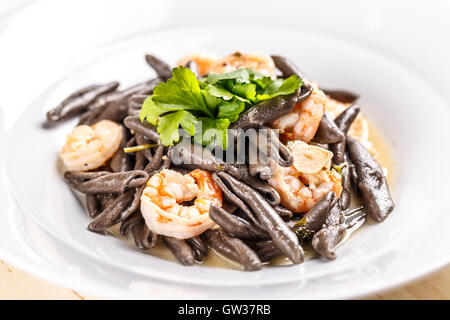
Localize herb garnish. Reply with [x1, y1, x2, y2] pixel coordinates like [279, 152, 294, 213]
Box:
[140, 66, 302, 149]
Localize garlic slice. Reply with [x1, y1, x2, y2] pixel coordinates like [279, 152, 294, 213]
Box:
[289, 140, 333, 174]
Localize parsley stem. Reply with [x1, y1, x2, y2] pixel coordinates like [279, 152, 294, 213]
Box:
[294, 217, 307, 227]
[123, 144, 158, 153]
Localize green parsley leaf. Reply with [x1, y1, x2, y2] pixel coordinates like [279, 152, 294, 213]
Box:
[156, 110, 196, 146]
[205, 84, 250, 103]
[230, 82, 257, 102]
[205, 68, 265, 85]
[253, 76, 273, 90]
[202, 89, 222, 113]
[217, 99, 245, 122]
[205, 84, 234, 101]
[256, 75, 302, 101]
[139, 96, 161, 124]
[194, 117, 230, 150]
[205, 68, 252, 84]
[153, 66, 213, 118]
[139, 65, 302, 149]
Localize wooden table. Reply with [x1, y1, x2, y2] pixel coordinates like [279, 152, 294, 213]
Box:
[0, 258, 448, 299]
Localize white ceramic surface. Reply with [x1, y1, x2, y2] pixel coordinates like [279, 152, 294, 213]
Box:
[0, 0, 449, 299]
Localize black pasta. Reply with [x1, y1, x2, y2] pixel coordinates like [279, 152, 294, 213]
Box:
[44, 52, 394, 272]
[47, 81, 120, 123]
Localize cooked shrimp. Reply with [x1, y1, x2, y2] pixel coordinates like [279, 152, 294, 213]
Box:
[209, 51, 276, 78]
[270, 85, 377, 158]
[323, 95, 369, 142]
[178, 51, 276, 78]
[140, 169, 222, 239]
[177, 52, 219, 76]
[270, 86, 327, 142]
[59, 119, 122, 171]
[268, 141, 342, 213]
[323, 94, 377, 159]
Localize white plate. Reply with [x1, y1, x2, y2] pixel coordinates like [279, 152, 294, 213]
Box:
[1, 0, 450, 299]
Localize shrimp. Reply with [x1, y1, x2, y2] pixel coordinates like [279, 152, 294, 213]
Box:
[209, 51, 276, 78]
[270, 86, 327, 142]
[323, 95, 369, 143]
[178, 51, 276, 78]
[270, 85, 377, 159]
[140, 169, 222, 239]
[268, 140, 342, 213]
[59, 119, 122, 171]
[323, 94, 378, 160]
[177, 52, 219, 76]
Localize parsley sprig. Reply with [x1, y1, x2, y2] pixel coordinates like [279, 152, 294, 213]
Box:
[140, 66, 302, 149]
